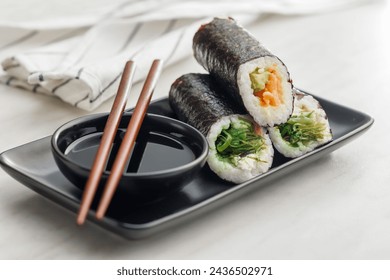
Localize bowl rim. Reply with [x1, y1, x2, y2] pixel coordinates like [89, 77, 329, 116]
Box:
[51, 112, 209, 178]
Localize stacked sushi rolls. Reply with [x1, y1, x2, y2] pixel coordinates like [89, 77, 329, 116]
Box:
[193, 17, 294, 127]
[169, 74, 274, 184]
[268, 90, 333, 158]
[169, 17, 333, 183]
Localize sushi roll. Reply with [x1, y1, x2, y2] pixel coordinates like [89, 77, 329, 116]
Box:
[169, 73, 274, 184]
[268, 90, 333, 158]
[193, 17, 294, 127]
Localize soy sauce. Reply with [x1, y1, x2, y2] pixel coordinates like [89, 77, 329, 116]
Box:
[64, 131, 196, 173]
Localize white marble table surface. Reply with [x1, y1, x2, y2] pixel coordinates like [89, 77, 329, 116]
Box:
[0, 2, 389, 259]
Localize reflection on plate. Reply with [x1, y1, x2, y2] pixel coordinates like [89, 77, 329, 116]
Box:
[0, 91, 374, 239]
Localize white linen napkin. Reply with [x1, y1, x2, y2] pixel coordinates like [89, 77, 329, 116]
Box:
[0, 0, 374, 111]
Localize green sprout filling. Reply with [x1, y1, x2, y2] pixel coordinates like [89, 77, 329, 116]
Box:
[277, 111, 326, 147]
[215, 119, 265, 166]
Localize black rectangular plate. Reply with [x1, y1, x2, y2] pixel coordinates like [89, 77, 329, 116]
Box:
[0, 92, 374, 239]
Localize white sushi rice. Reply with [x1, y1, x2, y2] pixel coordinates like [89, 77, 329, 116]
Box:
[207, 114, 274, 184]
[268, 93, 332, 158]
[237, 56, 293, 127]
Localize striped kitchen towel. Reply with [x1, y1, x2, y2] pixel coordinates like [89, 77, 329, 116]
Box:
[0, 0, 374, 111]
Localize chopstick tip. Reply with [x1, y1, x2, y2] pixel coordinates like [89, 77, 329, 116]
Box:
[95, 211, 104, 220]
[153, 59, 163, 65]
[76, 215, 86, 226]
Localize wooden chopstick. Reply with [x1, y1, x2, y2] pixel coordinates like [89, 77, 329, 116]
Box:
[95, 59, 164, 220]
[76, 61, 136, 226]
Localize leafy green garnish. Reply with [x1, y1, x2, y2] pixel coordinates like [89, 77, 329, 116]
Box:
[277, 111, 326, 147]
[215, 119, 264, 166]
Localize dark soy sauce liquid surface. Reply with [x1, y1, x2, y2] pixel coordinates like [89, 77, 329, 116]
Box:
[64, 131, 196, 173]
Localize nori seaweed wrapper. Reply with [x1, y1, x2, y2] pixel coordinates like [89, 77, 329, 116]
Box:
[169, 73, 245, 135]
[193, 17, 281, 105]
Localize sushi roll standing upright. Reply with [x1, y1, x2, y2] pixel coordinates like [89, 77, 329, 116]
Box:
[193, 17, 294, 127]
[268, 90, 333, 158]
[169, 73, 274, 184]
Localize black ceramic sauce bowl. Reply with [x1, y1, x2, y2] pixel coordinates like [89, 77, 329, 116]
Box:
[51, 112, 208, 198]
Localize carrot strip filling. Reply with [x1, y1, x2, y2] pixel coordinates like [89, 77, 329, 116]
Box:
[250, 66, 284, 107]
